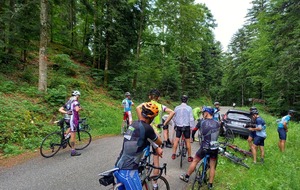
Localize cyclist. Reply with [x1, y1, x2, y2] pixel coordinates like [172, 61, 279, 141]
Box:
[248, 109, 266, 163]
[172, 95, 194, 162]
[136, 89, 174, 188]
[247, 107, 258, 151]
[58, 90, 82, 156]
[114, 102, 163, 190]
[180, 106, 220, 190]
[277, 110, 296, 152]
[213, 102, 221, 122]
[121, 92, 134, 133]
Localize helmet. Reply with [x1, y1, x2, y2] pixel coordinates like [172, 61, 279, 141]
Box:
[181, 95, 188, 103]
[214, 102, 220, 106]
[202, 106, 214, 115]
[288, 110, 296, 115]
[72, 90, 81, 96]
[149, 89, 160, 97]
[125, 92, 131, 96]
[250, 107, 257, 112]
[142, 102, 159, 118]
[251, 109, 259, 115]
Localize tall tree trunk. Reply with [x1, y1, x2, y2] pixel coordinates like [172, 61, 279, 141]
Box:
[132, 0, 145, 91]
[38, 0, 48, 92]
[104, 33, 109, 88]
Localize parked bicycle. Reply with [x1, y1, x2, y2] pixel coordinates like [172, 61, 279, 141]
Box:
[227, 143, 252, 157]
[177, 134, 187, 168]
[219, 142, 250, 169]
[40, 118, 92, 158]
[99, 144, 170, 190]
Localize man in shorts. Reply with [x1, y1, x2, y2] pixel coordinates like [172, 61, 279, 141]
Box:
[247, 107, 258, 151]
[248, 109, 266, 163]
[114, 102, 163, 190]
[172, 95, 194, 162]
[277, 110, 296, 152]
[121, 92, 134, 133]
[180, 106, 220, 190]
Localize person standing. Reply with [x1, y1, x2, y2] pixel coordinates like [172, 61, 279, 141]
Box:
[213, 102, 221, 122]
[115, 102, 163, 190]
[180, 106, 220, 190]
[277, 110, 296, 152]
[172, 95, 194, 162]
[247, 107, 258, 151]
[121, 92, 134, 133]
[191, 106, 202, 142]
[248, 109, 266, 163]
[59, 90, 82, 156]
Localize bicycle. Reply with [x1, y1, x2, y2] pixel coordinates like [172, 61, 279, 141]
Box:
[99, 145, 170, 190]
[79, 117, 91, 131]
[177, 134, 187, 168]
[227, 143, 252, 157]
[218, 142, 250, 169]
[192, 152, 210, 190]
[40, 118, 92, 158]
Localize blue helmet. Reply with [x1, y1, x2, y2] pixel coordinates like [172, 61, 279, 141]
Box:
[202, 106, 214, 115]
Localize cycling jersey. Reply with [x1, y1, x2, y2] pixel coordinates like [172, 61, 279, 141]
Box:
[199, 119, 220, 150]
[255, 117, 266, 138]
[115, 120, 158, 170]
[278, 115, 290, 129]
[213, 108, 220, 122]
[150, 100, 167, 134]
[192, 107, 201, 121]
[70, 100, 80, 132]
[122, 98, 133, 112]
[174, 103, 194, 127]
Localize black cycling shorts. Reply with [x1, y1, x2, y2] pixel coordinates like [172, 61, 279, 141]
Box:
[175, 126, 190, 139]
[195, 148, 218, 160]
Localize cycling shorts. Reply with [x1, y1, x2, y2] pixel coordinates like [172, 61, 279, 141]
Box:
[253, 136, 266, 146]
[175, 126, 190, 139]
[114, 169, 142, 190]
[278, 128, 287, 140]
[123, 111, 132, 124]
[248, 131, 256, 138]
[195, 148, 218, 160]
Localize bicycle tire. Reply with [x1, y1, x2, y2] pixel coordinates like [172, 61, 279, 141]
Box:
[225, 128, 234, 144]
[142, 175, 170, 190]
[224, 153, 250, 169]
[192, 161, 209, 190]
[40, 131, 62, 158]
[68, 130, 92, 150]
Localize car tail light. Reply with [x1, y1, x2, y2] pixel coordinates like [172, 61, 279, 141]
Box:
[223, 114, 227, 120]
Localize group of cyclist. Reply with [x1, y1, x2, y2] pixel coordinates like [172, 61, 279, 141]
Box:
[118, 89, 223, 189]
[58, 89, 296, 189]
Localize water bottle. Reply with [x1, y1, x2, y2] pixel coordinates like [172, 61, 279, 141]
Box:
[65, 133, 71, 139]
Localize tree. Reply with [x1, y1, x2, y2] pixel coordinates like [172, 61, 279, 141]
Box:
[38, 0, 49, 92]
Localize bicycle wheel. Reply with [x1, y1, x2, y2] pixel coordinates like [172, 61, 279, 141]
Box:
[142, 176, 170, 190]
[225, 128, 234, 144]
[224, 153, 250, 169]
[40, 131, 62, 158]
[192, 161, 209, 190]
[68, 130, 92, 150]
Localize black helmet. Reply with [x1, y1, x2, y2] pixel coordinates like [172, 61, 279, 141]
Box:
[288, 110, 296, 115]
[149, 89, 160, 97]
[181, 95, 188, 103]
[251, 109, 259, 115]
[250, 107, 257, 112]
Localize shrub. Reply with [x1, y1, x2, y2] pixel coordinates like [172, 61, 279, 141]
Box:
[51, 54, 79, 76]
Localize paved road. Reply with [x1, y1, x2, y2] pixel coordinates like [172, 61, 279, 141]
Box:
[0, 107, 232, 190]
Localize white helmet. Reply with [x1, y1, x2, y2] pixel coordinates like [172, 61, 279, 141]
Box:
[72, 90, 81, 96]
[125, 92, 131, 96]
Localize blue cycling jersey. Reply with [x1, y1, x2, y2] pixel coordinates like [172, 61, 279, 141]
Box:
[278, 115, 290, 129]
[122, 98, 133, 112]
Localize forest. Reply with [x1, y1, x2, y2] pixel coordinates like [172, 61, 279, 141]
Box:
[0, 0, 299, 114]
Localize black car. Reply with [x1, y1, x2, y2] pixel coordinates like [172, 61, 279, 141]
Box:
[221, 109, 252, 137]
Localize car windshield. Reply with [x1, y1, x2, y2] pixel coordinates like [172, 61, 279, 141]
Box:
[227, 112, 251, 122]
